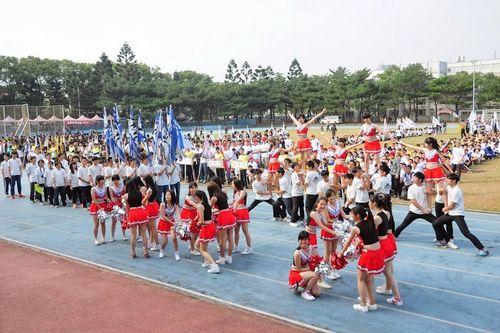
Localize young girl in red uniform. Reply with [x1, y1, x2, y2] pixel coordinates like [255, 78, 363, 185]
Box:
[109, 174, 127, 242]
[181, 182, 200, 256]
[332, 138, 362, 189]
[288, 230, 321, 301]
[123, 179, 149, 258]
[288, 109, 326, 160]
[325, 188, 348, 280]
[356, 113, 389, 173]
[158, 189, 180, 260]
[89, 175, 112, 245]
[195, 190, 220, 274]
[143, 175, 160, 251]
[232, 179, 252, 255]
[369, 194, 403, 306]
[338, 206, 385, 312]
[208, 183, 236, 265]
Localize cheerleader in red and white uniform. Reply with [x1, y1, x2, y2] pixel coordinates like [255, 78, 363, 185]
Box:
[356, 113, 389, 173]
[181, 182, 201, 256]
[338, 206, 385, 312]
[194, 190, 220, 274]
[232, 179, 252, 255]
[267, 140, 290, 188]
[109, 174, 127, 242]
[288, 109, 326, 160]
[143, 175, 160, 251]
[158, 189, 180, 260]
[324, 188, 349, 280]
[208, 182, 236, 265]
[89, 175, 112, 245]
[123, 179, 149, 258]
[288, 230, 320, 301]
[369, 193, 402, 306]
[332, 138, 363, 188]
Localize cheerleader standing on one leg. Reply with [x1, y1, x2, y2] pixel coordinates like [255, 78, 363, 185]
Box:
[267, 140, 290, 189]
[123, 180, 149, 258]
[208, 183, 236, 265]
[181, 182, 201, 256]
[332, 138, 362, 193]
[325, 188, 349, 280]
[195, 190, 220, 274]
[287, 109, 326, 163]
[369, 194, 403, 306]
[288, 230, 321, 301]
[232, 179, 252, 255]
[158, 189, 180, 260]
[132, 176, 147, 243]
[109, 175, 127, 241]
[338, 206, 385, 312]
[355, 113, 389, 174]
[143, 175, 160, 251]
[89, 175, 111, 245]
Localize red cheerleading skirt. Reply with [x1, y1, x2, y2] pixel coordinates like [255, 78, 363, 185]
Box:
[112, 200, 123, 208]
[307, 232, 318, 248]
[321, 224, 336, 241]
[424, 166, 446, 182]
[212, 208, 220, 224]
[234, 207, 250, 224]
[145, 201, 160, 219]
[189, 216, 201, 234]
[364, 140, 381, 154]
[379, 237, 396, 262]
[297, 138, 312, 152]
[199, 222, 216, 243]
[89, 202, 108, 216]
[127, 207, 148, 226]
[357, 248, 385, 275]
[388, 233, 398, 256]
[268, 161, 281, 173]
[217, 209, 236, 229]
[288, 269, 306, 290]
[333, 163, 349, 176]
[158, 218, 174, 234]
[180, 207, 197, 223]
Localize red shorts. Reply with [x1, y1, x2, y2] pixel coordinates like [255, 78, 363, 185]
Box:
[364, 140, 381, 154]
[333, 163, 349, 176]
[288, 269, 305, 290]
[424, 166, 446, 182]
[357, 248, 385, 275]
[158, 218, 174, 234]
[297, 138, 312, 152]
[127, 207, 148, 226]
[89, 202, 108, 216]
[388, 233, 398, 256]
[308, 232, 318, 248]
[180, 208, 197, 223]
[234, 208, 250, 224]
[380, 237, 396, 262]
[145, 201, 159, 219]
[268, 162, 281, 173]
[199, 223, 216, 243]
[217, 209, 236, 229]
[321, 224, 336, 241]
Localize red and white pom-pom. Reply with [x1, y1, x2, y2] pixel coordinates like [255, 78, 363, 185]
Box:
[331, 255, 348, 270]
[308, 255, 323, 271]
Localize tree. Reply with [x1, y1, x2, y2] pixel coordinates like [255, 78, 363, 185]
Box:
[287, 58, 303, 80]
[428, 76, 449, 116]
[224, 59, 240, 83]
[115, 42, 140, 82]
[240, 61, 252, 84]
[445, 71, 472, 113]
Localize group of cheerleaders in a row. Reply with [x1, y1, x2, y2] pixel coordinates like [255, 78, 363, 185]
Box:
[88, 173, 251, 274]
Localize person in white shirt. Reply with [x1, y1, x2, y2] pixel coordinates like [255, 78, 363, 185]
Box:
[35, 160, 46, 203]
[290, 163, 305, 226]
[88, 157, 103, 186]
[137, 155, 153, 179]
[44, 160, 55, 206]
[371, 163, 392, 195]
[450, 141, 464, 179]
[155, 159, 169, 202]
[68, 162, 81, 208]
[125, 158, 137, 178]
[77, 157, 92, 208]
[343, 173, 356, 214]
[317, 170, 332, 197]
[248, 169, 275, 215]
[52, 161, 68, 207]
[304, 160, 320, 218]
[393, 172, 437, 238]
[352, 167, 370, 209]
[433, 173, 489, 256]
[1, 153, 11, 197]
[272, 167, 292, 221]
[26, 156, 38, 202]
[8, 151, 24, 198]
[103, 158, 114, 188]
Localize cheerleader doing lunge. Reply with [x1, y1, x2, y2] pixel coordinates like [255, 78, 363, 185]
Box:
[288, 230, 321, 301]
[89, 175, 112, 245]
[208, 183, 236, 265]
[338, 206, 385, 313]
[194, 190, 220, 274]
[287, 108, 326, 162]
[143, 175, 160, 251]
[356, 113, 390, 174]
[181, 182, 201, 256]
[123, 180, 149, 259]
[232, 179, 252, 255]
[158, 189, 180, 260]
[369, 194, 403, 306]
[324, 188, 349, 280]
[109, 175, 127, 241]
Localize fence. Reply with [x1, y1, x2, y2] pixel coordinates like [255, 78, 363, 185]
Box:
[0, 105, 67, 137]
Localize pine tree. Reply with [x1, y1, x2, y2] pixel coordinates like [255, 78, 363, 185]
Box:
[116, 42, 140, 81]
[225, 59, 240, 83]
[287, 58, 303, 80]
[241, 61, 252, 84]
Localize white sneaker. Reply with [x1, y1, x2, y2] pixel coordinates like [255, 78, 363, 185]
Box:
[150, 244, 160, 251]
[318, 280, 332, 289]
[122, 236, 128, 241]
[447, 240, 459, 250]
[301, 291, 315, 301]
[136, 238, 143, 243]
[174, 252, 181, 261]
[94, 239, 101, 246]
[367, 303, 378, 311]
[386, 296, 403, 306]
[233, 246, 241, 253]
[376, 286, 392, 295]
[215, 257, 225, 265]
[282, 217, 289, 222]
[289, 222, 299, 227]
[270, 217, 277, 222]
[100, 238, 106, 244]
[353, 304, 368, 312]
[190, 250, 201, 256]
[225, 255, 232, 264]
[159, 250, 165, 258]
[201, 261, 210, 268]
[216, 245, 220, 252]
[207, 264, 220, 274]
[109, 237, 115, 243]
[241, 247, 253, 255]
[326, 271, 340, 280]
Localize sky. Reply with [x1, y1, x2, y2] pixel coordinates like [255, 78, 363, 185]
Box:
[1, 0, 499, 81]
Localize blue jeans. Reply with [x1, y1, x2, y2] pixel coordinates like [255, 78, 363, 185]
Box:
[199, 163, 208, 182]
[157, 185, 168, 203]
[169, 182, 181, 205]
[3, 177, 10, 195]
[10, 175, 21, 196]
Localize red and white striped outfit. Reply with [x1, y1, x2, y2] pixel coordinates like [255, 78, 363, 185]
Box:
[362, 123, 381, 154]
[424, 149, 446, 182]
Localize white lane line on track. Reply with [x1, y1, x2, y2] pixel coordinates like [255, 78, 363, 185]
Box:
[0, 236, 334, 333]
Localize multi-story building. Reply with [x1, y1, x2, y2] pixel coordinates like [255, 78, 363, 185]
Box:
[447, 57, 500, 76]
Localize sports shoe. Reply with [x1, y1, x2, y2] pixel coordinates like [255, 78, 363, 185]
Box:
[207, 264, 220, 274]
[190, 250, 201, 256]
[447, 240, 459, 250]
[19, 194, 25, 198]
[94, 239, 101, 246]
[282, 217, 289, 222]
[301, 291, 315, 301]
[150, 244, 160, 251]
[174, 252, 181, 261]
[202, 261, 210, 268]
[109, 237, 115, 243]
[241, 247, 253, 255]
[434, 241, 447, 248]
[352, 304, 368, 312]
[386, 296, 403, 306]
[376, 286, 392, 295]
[122, 236, 128, 241]
[225, 255, 232, 264]
[478, 250, 490, 257]
[100, 239, 106, 244]
[367, 303, 378, 311]
[327, 271, 340, 280]
[289, 222, 299, 227]
[270, 217, 277, 222]
[216, 257, 225, 265]
[136, 238, 143, 243]
[318, 280, 332, 289]
[159, 250, 165, 258]
[233, 246, 240, 253]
